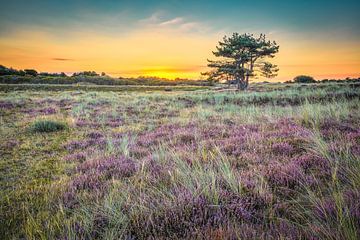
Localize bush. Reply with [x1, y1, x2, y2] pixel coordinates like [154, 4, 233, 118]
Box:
[31, 120, 67, 133]
[293, 75, 316, 83]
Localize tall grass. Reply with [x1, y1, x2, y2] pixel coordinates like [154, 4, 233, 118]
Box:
[1, 82, 359, 239]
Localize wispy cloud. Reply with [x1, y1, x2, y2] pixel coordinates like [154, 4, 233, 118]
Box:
[52, 58, 73, 61]
[137, 11, 163, 25]
[138, 12, 211, 33]
[159, 17, 184, 26]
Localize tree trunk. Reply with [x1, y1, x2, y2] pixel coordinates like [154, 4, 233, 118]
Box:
[236, 62, 241, 90]
[236, 78, 241, 90]
[237, 63, 246, 90]
[239, 79, 247, 90]
[245, 59, 254, 89]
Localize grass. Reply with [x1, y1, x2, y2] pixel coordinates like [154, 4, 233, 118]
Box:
[31, 119, 68, 133]
[0, 81, 359, 239]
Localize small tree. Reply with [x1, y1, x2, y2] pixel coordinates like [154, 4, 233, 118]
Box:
[24, 69, 38, 76]
[293, 75, 316, 83]
[203, 33, 279, 90]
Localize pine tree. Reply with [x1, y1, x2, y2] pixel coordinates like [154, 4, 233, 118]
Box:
[203, 33, 279, 90]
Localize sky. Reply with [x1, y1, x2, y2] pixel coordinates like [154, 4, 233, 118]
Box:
[0, 0, 359, 81]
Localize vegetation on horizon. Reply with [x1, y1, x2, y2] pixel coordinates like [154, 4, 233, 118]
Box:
[0, 65, 209, 86]
[1, 63, 359, 87]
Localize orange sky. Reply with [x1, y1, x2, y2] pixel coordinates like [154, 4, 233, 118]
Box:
[1, 1, 360, 81]
[1, 19, 359, 81]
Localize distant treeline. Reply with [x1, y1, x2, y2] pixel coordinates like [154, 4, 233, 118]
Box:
[1, 65, 359, 86]
[0, 65, 209, 86]
[284, 75, 360, 83]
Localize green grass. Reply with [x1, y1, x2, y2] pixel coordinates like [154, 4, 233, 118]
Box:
[0, 81, 359, 239]
[31, 119, 68, 133]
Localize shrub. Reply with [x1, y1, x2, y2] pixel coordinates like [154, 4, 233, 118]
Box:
[293, 75, 316, 83]
[31, 119, 67, 133]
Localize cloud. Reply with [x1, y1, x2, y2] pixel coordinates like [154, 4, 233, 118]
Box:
[159, 17, 184, 26]
[138, 12, 211, 33]
[138, 11, 163, 25]
[52, 58, 73, 61]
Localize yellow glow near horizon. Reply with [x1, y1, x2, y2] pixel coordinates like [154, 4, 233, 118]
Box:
[0, 28, 359, 81]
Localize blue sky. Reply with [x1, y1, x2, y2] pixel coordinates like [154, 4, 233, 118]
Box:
[1, 0, 359, 36]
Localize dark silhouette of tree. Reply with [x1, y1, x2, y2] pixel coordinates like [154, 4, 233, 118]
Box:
[72, 71, 99, 77]
[203, 33, 279, 90]
[24, 69, 38, 76]
[0, 65, 25, 76]
[293, 75, 316, 83]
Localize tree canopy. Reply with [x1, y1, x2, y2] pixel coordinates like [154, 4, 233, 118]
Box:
[203, 33, 279, 89]
[293, 75, 316, 83]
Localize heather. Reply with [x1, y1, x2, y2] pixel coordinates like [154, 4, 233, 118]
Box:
[0, 82, 359, 239]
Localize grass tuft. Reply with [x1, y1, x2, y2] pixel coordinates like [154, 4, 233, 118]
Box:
[31, 119, 68, 133]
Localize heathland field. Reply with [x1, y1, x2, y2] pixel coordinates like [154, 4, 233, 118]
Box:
[1, 82, 359, 239]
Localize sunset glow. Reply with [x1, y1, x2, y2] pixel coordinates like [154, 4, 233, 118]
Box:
[0, 1, 359, 81]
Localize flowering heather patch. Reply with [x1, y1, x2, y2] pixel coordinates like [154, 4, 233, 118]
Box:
[2, 85, 360, 239]
[142, 157, 173, 184]
[129, 145, 151, 158]
[63, 152, 87, 162]
[344, 130, 360, 156]
[38, 107, 57, 115]
[351, 145, 360, 156]
[263, 162, 306, 191]
[86, 131, 104, 139]
[130, 192, 223, 239]
[217, 136, 246, 157]
[63, 156, 137, 208]
[0, 101, 15, 109]
[267, 220, 303, 239]
[135, 122, 262, 154]
[136, 124, 178, 147]
[312, 189, 360, 237]
[44, 112, 360, 237]
[63, 172, 104, 208]
[65, 138, 108, 152]
[1, 139, 19, 150]
[69, 172, 104, 192]
[75, 118, 101, 128]
[130, 188, 276, 239]
[21, 107, 57, 115]
[320, 118, 358, 139]
[343, 189, 360, 227]
[271, 142, 295, 155]
[76, 156, 137, 179]
[346, 130, 360, 143]
[58, 98, 73, 108]
[105, 115, 122, 127]
[291, 154, 329, 173]
[266, 118, 312, 139]
[65, 140, 89, 152]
